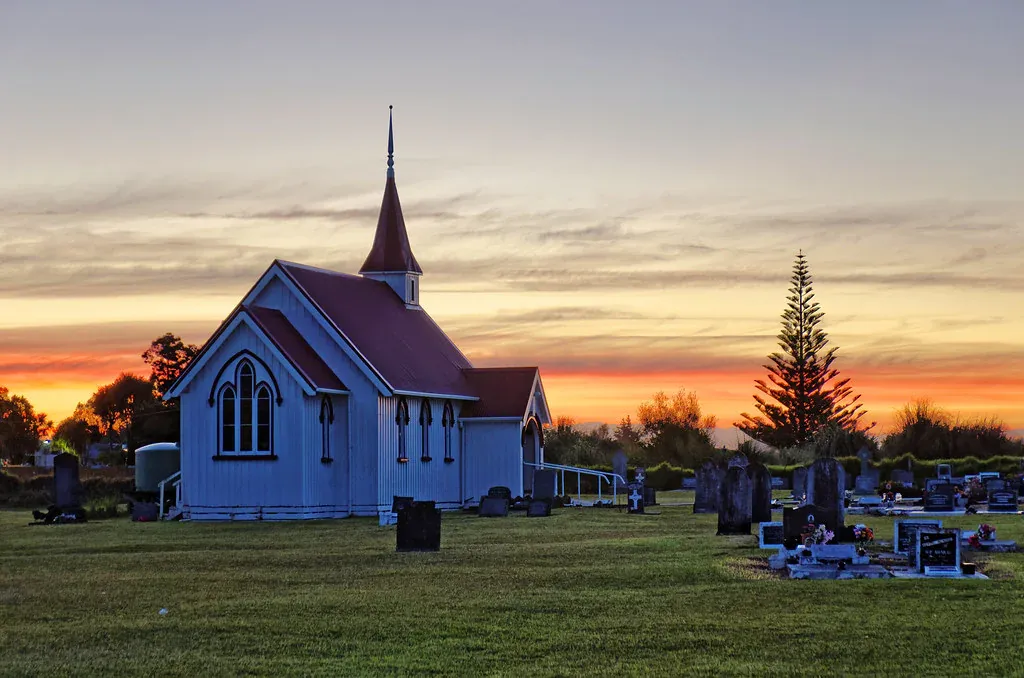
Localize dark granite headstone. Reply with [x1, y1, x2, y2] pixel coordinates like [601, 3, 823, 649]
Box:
[643, 486, 657, 506]
[693, 461, 723, 513]
[52, 453, 82, 510]
[717, 466, 751, 535]
[728, 454, 749, 470]
[392, 496, 415, 513]
[747, 462, 773, 523]
[396, 502, 441, 552]
[627, 483, 645, 514]
[917, 529, 960, 574]
[783, 504, 839, 543]
[527, 499, 551, 517]
[612, 450, 628, 488]
[478, 495, 509, 517]
[758, 521, 784, 549]
[985, 478, 1008, 493]
[857, 446, 871, 476]
[987, 489, 1018, 512]
[487, 486, 512, 499]
[923, 484, 955, 512]
[131, 502, 159, 522]
[894, 519, 942, 555]
[792, 467, 808, 497]
[533, 470, 556, 501]
[907, 525, 941, 571]
[807, 458, 845, 521]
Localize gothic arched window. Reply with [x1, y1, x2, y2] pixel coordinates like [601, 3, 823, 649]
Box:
[218, 358, 275, 456]
[419, 399, 432, 462]
[319, 396, 334, 463]
[396, 397, 410, 463]
[442, 401, 455, 463]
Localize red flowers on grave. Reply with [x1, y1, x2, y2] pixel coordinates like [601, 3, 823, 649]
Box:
[967, 524, 995, 549]
[853, 525, 874, 544]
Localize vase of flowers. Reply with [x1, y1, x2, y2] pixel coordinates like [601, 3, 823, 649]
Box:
[968, 523, 996, 549]
[803, 524, 834, 547]
[853, 524, 874, 556]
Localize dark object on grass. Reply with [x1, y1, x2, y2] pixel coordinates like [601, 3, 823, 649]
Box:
[132, 502, 160, 522]
[747, 462, 772, 523]
[962, 562, 977, 575]
[643, 486, 657, 507]
[717, 466, 751, 535]
[527, 499, 551, 517]
[478, 495, 509, 517]
[533, 470, 556, 501]
[627, 483, 645, 514]
[396, 502, 441, 552]
[53, 453, 84, 512]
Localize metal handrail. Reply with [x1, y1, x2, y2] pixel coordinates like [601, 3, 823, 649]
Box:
[158, 470, 182, 519]
[524, 461, 626, 505]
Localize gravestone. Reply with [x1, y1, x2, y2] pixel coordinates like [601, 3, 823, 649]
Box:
[693, 461, 723, 513]
[758, 521, 784, 549]
[52, 453, 82, 510]
[396, 502, 441, 552]
[747, 462, 773, 523]
[478, 495, 509, 517]
[985, 478, 1008, 493]
[917, 529, 961, 575]
[810, 543, 859, 563]
[923, 484, 956, 512]
[643, 486, 657, 507]
[487, 486, 512, 500]
[612, 450, 628, 489]
[635, 467, 647, 484]
[527, 499, 551, 517]
[854, 447, 879, 494]
[533, 470, 556, 501]
[987, 488, 1018, 512]
[627, 483, 645, 514]
[894, 519, 942, 555]
[792, 467, 808, 497]
[717, 466, 751, 535]
[783, 504, 839, 544]
[807, 458, 845, 521]
[890, 469, 914, 486]
[906, 525, 942, 570]
[728, 454, 749, 470]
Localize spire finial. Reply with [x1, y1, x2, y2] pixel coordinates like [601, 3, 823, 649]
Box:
[386, 105, 394, 179]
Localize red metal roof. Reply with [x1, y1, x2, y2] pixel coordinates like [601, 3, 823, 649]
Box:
[278, 261, 472, 395]
[358, 177, 422, 274]
[461, 367, 539, 418]
[245, 305, 347, 392]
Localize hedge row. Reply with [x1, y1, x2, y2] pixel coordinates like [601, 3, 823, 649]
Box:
[0, 472, 134, 508]
[564, 454, 1024, 492]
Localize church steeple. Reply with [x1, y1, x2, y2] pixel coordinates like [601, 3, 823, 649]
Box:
[359, 106, 423, 307]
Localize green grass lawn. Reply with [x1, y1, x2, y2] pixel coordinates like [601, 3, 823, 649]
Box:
[2, 501, 1024, 677]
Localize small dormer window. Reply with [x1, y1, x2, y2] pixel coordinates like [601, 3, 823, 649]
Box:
[409, 278, 417, 304]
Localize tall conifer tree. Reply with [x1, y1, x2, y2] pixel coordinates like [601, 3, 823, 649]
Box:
[737, 252, 866, 448]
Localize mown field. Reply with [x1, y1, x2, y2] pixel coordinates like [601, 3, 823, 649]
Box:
[2, 493, 1024, 677]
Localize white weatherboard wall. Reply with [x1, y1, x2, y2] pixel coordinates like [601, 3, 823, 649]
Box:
[300, 394, 350, 518]
[377, 396, 463, 511]
[462, 420, 524, 500]
[179, 323, 307, 520]
[249, 273, 381, 515]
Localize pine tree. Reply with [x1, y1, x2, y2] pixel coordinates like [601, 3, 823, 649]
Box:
[737, 252, 867, 449]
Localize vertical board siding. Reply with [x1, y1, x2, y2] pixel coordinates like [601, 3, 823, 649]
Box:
[253, 273, 380, 515]
[462, 420, 523, 501]
[377, 396, 463, 511]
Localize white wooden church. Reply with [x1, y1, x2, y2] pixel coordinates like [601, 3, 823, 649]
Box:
[165, 110, 551, 520]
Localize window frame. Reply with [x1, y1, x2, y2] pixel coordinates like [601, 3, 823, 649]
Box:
[396, 397, 410, 463]
[419, 399, 432, 462]
[442, 400, 455, 463]
[214, 357, 277, 460]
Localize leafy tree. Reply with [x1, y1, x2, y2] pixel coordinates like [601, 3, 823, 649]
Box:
[737, 251, 868, 450]
[881, 399, 1022, 460]
[635, 389, 718, 468]
[0, 387, 52, 464]
[53, 403, 102, 457]
[542, 417, 618, 467]
[142, 333, 200, 398]
[613, 415, 643, 462]
[87, 373, 157, 453]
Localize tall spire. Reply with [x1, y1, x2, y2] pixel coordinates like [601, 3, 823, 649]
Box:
[387, 104, 395, 179]
[359, 106, 423, 277]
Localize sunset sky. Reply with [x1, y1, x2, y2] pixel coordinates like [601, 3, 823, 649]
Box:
[2, 2, 1023, 443]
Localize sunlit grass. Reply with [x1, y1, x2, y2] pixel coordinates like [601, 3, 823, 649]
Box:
[1, 506, 1022, 676]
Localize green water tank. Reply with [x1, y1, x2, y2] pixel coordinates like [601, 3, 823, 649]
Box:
[135, 443, 181, 493]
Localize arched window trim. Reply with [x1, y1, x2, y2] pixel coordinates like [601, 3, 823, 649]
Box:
[419, 399, 432, 462]
[396, 397, 410, 463]
[207, 350, 283, 406]
[442, 400, 455, 463]
[319, 396, 334, 464]
[214, 358, 276, 459]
